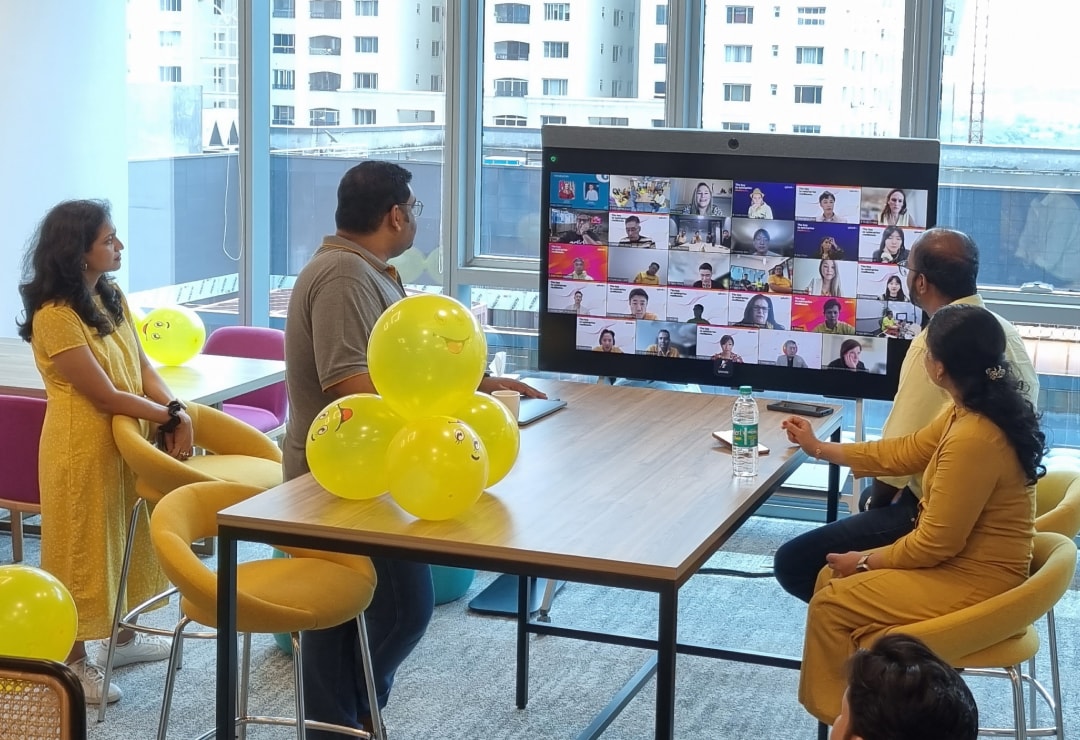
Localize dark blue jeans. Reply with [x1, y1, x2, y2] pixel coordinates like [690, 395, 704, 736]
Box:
[773, 487, 919, 603]
[301, 558, 434, 738]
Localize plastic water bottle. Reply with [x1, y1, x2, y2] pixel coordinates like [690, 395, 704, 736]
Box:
[732, 386, 759, 478]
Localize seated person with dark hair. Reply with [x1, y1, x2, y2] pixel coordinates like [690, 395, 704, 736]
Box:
[686, 304, 709, 325]
[832, 634, 977, 740]
[710, 334, 743, 363]
[734, 293, 786, 330]
[617, 215, 656, 248]
[627, 288, 658, 320]
[645, 329, 680, 357]
[814, 299, 856, 335]
[633, 261, 662, 285]
[592, 328, 623, 353]
[827, 339, 867, 371]
[556, 213, 601, 245]
[693, 263, 720, 289]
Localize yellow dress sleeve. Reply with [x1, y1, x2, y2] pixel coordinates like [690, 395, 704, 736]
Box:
[32, 303, 90, 358]
[844, 406, 952, 479]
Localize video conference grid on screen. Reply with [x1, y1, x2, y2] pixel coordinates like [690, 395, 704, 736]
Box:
[547, 173, 928, 375]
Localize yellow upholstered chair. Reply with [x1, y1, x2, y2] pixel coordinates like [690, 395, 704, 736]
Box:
[149, 481, 382, 740]
[99, 403, 283, 721]
[0, 656, 87, 739]
[882, 532, 1077, 739]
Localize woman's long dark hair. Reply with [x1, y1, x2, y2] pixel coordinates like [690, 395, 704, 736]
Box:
[16, 200, 124, 341]
[926, 304, 1045, 483]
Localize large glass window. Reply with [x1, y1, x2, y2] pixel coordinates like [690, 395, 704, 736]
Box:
[479, 0, 667, 259]
[703, 1, 905, 136]
[124, 0, 240, 330]
[268, 1, 447, 313]
[938, 0, 1080, 292]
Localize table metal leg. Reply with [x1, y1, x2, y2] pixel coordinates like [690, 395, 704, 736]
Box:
[826, 427, 842, 523]
[215, 531, 239, 739]
[655, 584, 677, 740]
[515, 574, 531, 709]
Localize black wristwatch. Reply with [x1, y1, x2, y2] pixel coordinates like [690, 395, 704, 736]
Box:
[159, 399, 186, 433]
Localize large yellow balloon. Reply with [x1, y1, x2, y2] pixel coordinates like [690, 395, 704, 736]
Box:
[0, 566, 78, 662]
[307, 394, 405, 500]
[452, 392, 520, 486]
[368, 294, 487, 420]
[138, 306, 206, 366]
[386, 416, 488, 521]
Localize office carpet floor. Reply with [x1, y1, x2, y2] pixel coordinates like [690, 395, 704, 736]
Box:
[3, 516, 1079, 739]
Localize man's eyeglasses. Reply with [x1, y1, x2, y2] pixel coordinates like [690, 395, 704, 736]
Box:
[896, 261, 914, 280]
[397, 200, 424, 217]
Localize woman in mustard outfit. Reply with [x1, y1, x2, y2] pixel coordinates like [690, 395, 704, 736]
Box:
[17, 200, 195, 704]
[781, 304, 1044, 726]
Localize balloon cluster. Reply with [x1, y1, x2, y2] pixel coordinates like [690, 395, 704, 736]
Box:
[0, 565, 78, 662]
[305, 294, 520, 520]
[137, 306, 206, 366]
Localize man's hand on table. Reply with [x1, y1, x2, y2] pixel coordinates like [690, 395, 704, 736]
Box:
[479, 376, 547, 399]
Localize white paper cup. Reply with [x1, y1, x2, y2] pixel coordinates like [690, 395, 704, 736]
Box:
[491, 390, 521, 419]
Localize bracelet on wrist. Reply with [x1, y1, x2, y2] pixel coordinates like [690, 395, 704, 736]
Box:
[159, 399, 186, 433]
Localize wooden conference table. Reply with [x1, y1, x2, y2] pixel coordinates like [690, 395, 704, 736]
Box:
[215, 379, 842, 739]
[0, 336, 285, 407]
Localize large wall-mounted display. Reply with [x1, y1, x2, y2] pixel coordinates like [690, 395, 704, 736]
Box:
[539, 127, 940, 401]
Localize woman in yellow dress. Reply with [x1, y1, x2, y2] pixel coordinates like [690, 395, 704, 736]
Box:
[17, 200, 195, 704]
[781, 304, 1044, 726]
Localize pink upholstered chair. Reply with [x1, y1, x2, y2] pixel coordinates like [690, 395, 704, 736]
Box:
[0, 395, 46, 562]
[202, 326, 288, 439]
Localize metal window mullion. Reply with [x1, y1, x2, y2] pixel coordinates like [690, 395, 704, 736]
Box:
[666, 1, 705, 128]
[443, 0, 483, 297]
[900, 0, 944, 139]
[237, 0, 271, 326]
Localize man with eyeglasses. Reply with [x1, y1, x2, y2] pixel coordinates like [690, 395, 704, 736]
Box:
[773, 228, 1038, 604]
[283, 161, 543, 737]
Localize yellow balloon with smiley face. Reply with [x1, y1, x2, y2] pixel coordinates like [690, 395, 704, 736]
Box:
[451, 392, 520, 486]
[386, 416, 488, 521]
[306, 394, 405, 500]
[138, 306, 206, 366]
[368, 294, 487, 420]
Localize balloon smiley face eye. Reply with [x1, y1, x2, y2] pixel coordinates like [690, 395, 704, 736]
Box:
[453, 429, 465, 443]
[471, 438, 481, 461]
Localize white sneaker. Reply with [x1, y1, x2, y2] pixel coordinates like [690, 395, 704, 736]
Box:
[96, 633, 172, 668]
[67, 658, 122, 704]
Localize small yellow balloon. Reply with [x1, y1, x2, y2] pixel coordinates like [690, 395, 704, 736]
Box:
[138, 306, 206, 366]
[307, 394, 405, 500]
[368, 294, 487, 420]
[0, 565, 78, 662]
[452, 392, 520, 486]
[387, 416, 488, 521]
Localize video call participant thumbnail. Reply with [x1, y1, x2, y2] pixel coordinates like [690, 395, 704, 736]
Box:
[627, 288, 658, 320]
[734, 293, 787, 330]
[593, 328, 623, 353]
[777, 339, 808, 368]
[693, 262, 722, 289]
[553, 210, 605, 245]
[814, 298, 856, 335]
[827, 338, 867, 371]
[564, 257, 594, 280]
[872, 226, 909, 264]
[644, 329, 681, 357]
[633, 261, 663, 285]
[617, 214, 658, 248]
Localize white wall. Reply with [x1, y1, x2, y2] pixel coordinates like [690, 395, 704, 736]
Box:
[0, 1, 129, 337]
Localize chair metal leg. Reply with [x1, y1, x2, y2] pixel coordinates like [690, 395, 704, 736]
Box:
[1047, 608, 1064, 738]
[1007, 664, 1028, 740]
[98, 498, 145, 723]
[357, 613, 385, 740]
[239, 632, 252, 740]
[292, 633, 307, 740]
[157, 616, 191, 740]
